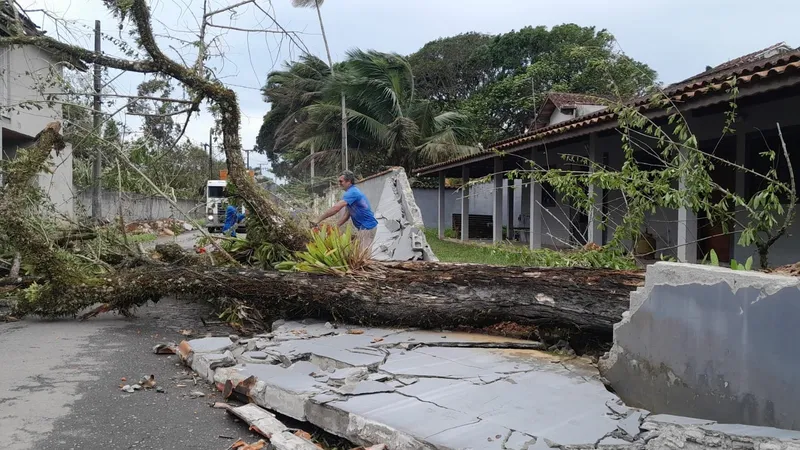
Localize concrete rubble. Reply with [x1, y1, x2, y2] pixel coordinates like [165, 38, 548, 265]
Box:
[335, 167, 438, 262]
[174, 320, 800, 449]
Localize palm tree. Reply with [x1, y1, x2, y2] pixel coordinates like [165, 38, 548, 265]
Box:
[291, 0, 349, 172]
[261, 50, 480, 175]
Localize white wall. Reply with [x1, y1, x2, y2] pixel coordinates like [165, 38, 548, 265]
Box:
[37, 143, 74, 219]
[1, 45, 64, 138]
[0, 44, 73, 219]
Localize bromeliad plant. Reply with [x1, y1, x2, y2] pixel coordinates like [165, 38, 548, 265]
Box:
[275, 224, 373, 275]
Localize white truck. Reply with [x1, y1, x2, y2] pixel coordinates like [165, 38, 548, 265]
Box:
[205, 177, 247, 234]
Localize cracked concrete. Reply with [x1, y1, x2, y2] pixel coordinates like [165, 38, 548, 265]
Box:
[600, 262, 800, 432]
[176, 320, 800, 449]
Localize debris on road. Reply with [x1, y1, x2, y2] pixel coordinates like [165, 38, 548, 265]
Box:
[120, 385, 134, 393]
[229, 438, 266, 450]
[140, 374, 157, 389]
[153, 343, 177, 354]
[189, 390, 206, 398]
[225, 403, 321, 450]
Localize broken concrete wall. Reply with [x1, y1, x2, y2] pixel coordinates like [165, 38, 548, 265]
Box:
[175, 321, 800, 450]
[600, 262, 800, 431]
[325, 167, 437, 262]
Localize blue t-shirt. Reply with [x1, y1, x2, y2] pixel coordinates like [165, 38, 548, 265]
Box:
[342, 186, 378, 230]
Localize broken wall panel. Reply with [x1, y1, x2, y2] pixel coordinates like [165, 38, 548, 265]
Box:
[326, 167, 438, 262]
[600, 262, 800, 431]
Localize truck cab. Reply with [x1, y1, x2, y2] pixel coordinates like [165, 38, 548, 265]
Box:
[205, 179, 246, 234]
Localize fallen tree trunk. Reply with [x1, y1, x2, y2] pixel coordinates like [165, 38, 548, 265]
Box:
[55, 262, 643, 336]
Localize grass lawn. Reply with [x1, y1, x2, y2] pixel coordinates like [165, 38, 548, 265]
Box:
[423, 229, 636, 269]
[128, 233, 158, 243]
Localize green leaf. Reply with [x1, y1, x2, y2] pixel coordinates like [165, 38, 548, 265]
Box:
[710, 249, 719, 267]
[744, 256, 753, 271]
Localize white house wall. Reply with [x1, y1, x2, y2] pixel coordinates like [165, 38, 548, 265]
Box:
[37, 142, 74, 218]
[3, 45, 64, 138]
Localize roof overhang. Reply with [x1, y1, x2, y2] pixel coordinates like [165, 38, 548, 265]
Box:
[416, 52, 800, 177]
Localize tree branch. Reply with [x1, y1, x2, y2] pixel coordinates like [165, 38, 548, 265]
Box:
[0, 35, 159, 73]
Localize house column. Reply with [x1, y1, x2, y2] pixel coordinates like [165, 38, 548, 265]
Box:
[438, 171, 446, 239]
[461, 166, 470, 241]
[493, 157, 504, 243]
[733, 125, 747, 259]
[507, 179, 515, 240]
[587, 133, 603, 245]
[677, 147, 698, 263]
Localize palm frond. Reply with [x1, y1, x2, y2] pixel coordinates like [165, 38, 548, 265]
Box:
[291, 0, 325, 8]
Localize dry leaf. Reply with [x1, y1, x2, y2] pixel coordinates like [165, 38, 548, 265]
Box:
[371, 338, 383, 343]
[348, 329, 364, 335]
[179, 329, 193, 336]
[294, 430, 313, 440]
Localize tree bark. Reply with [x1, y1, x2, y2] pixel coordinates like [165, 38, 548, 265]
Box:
[71, 262, 643, 335]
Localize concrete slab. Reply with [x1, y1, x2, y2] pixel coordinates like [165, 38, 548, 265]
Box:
[181, 321, 800, 450]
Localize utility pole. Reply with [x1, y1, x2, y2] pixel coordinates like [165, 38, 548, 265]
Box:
[91, 20, 102, 222]
[207, 128, 213, 179]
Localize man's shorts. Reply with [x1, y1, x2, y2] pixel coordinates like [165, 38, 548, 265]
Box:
[355, 227, 377, 256]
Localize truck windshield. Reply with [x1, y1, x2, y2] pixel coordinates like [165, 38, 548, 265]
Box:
[208, 186, 225, 198]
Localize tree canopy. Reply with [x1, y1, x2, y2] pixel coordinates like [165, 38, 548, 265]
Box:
[258, 50, 479, 178]
[410, 24, 657, 145]
[257, 23, 657, 179]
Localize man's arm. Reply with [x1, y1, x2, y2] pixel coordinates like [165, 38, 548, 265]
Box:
[336, 207, 350, 227]
[313, 200, 348, 225]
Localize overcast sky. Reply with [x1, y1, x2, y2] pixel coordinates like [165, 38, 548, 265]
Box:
[20, 0, 800, 175]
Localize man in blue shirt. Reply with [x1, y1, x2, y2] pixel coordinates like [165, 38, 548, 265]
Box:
[312, 170, 378, 254]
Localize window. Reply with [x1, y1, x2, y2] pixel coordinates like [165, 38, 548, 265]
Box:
[561, 107, 575, 116]
[207, 186, 226, 198]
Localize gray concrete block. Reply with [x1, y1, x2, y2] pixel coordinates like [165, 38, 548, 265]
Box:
[601, 262, 800, 431]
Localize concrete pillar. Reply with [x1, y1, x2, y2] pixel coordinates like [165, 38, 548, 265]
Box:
[677, 147, 698, 263]
[437, 171, 446, 239]
[529, 179, 542, 250]
[461, 166, 470, 241]
[587, 133, 603, 245]
[493, 157, 503, 243]
[507, 179, 515, 240]
[733, 126, 747, 259]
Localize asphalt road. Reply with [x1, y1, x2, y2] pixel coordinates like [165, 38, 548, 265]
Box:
[0, 298, 261, 450]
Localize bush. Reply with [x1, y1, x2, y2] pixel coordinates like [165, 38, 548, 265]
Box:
[275, 224, 372, 275]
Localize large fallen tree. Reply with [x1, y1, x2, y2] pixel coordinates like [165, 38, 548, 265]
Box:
[0, 125, 643, 341]
[0, 2, 644, 344]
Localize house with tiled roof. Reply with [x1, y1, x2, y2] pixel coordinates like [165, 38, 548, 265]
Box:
[415, 43, 800, 266]
[530, 92, 610, 130]
[0, 0, 79, 218]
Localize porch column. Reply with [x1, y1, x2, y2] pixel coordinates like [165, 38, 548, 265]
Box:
[529, 164, 542, 250]
[493, 157, 503, 243]
[587, 133, 603, 245]
[461, 166, 470, 241]
[677, 147, 698, 263]
[438, 171, 446, 239]
[734, 126, 746, 257]
[507, 179, 515, 240]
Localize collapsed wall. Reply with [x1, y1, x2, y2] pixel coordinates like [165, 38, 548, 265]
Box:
[335, 167, 437, 262]
[599, 262, 800, 431]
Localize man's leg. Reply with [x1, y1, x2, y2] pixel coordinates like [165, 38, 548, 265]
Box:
[355, 228, 376, 257]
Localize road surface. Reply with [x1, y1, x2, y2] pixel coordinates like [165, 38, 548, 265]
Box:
[0, 298, 261, 450]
